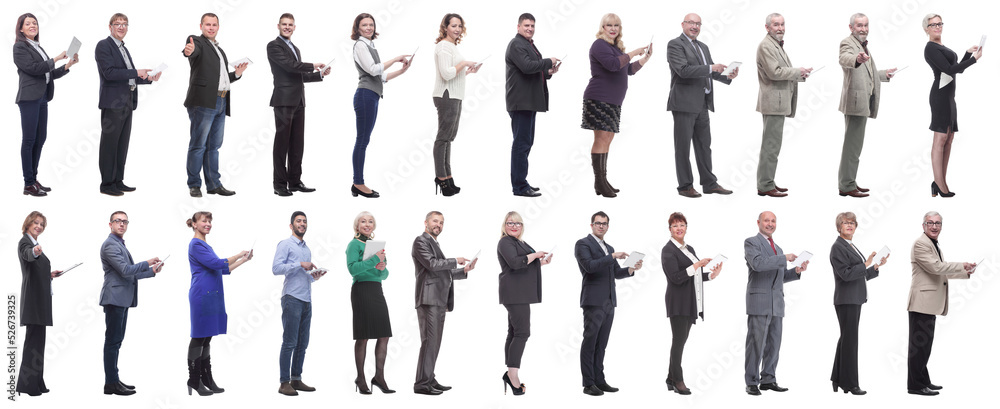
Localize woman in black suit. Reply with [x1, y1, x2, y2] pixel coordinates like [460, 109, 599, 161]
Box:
[13, 13, 77, 196]
[922, 13, 981, 197]
[829, 212, 887, 395]
[16, 211, 63, 396]
[497, 211, 550, 395]
[661, 212, 721, 395]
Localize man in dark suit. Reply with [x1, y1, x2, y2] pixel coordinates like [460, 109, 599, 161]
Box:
[575, 211, 641, 396]
[743, 211, 807, 395]
[182, 13, 248, 197]
[99, 211, 162, 395]
[505, 13, 560, 197]
[95, 13, 159, 196]
[411, 211, 475, 395]
[667, 13, 737, 198]
[267, 13, 328, 197]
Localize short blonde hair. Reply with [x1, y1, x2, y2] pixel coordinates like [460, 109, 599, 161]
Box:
[595, 13, 624, 52]
[21, 211, 46, 234]
[835, 212, 857, 233]
[922, 14, 942, 33]
[501, 211, 524, 240]
[354, 211, 376, 238]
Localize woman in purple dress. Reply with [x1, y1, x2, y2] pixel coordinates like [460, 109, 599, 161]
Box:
[185, 211, 253, 396]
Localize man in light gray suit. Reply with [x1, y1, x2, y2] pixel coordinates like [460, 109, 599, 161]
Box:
[99, 210, 162, 395]
[667, 13, 737, 198]
[412, 211, 476, 395]
[755, 13, 811, 197]
[743, 211, 808, 395]
[837, 13, 897, 198]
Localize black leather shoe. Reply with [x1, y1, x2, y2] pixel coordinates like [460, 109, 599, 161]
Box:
[119, 381, 135, 390]
[760, 382, 788, 392]
[104, 382, 136, 395]
[908, 387, 939, 396]
[23, 184, 47, 197]
[528, 185, 541, 192]
[351, 185, 380, 198]
[746, 385, 761, 396]
[207, 186, 236, 196]
[678, 187, 702, 198]
[596, 383, 618, 393]
[582, 385, 604, 396]
[101, 188, 124, 197]
[289, 183, 316, 193]
[414, 387, 443, 395]
[927, 383, 943, 390]
[274, 187, 292, 197]
[430, 382, 451, 391]
[34, 181, 51, 192]
[189, 187, 203, 197]
[846, 386, 866, 395]
[115, 183, 136, 192]
[704, 185, 733, 195]
[513, 187, 541, 197]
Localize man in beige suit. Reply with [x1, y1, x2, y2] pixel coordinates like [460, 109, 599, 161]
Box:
[907, 211, 976, 396]
[755, 13, 811, 198]
[837, 13, 896, 198]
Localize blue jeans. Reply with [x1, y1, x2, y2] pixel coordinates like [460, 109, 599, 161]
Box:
[509, 110, 536, 192]
[186, 96, 226, 189]
[18, 98, 48, 185]
[353, 88, 380, 185]
[279, 295, 312, 383]
[103, 305, 128, 384]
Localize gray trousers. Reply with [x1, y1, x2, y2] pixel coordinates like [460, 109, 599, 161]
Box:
[756, 115, 785, 191]
[672, 106, 719, 191]
[745, 314, 783, 385]
[414, 304, 447, 389]
[838, 115, 868, 192]
[432, 90, 462, 178]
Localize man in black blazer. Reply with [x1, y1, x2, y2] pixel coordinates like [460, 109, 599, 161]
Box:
[504, 13, 560, 197]
[95, 13, 158, 196]
[411, 211, 475, 395]
[266, 13, 328, 197]
[575, 211, 641, 396]
[182, 13, 248, 197]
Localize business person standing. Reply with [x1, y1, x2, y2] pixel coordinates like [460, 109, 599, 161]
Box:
[431, 13, 481, 196]
[411, 211, 476, 395]
[99, 211, 162, 395]
[661, 212, 721, 395]
[13, 13, 76, 197]
[667, 13, 736, 198]
[498, 211, 551, 395]
[505, 13, 560, 197]
[576, 211, 639, 396]
[906, 211, 976, 396]
[755, 13, 811, 197]
[15, 212, 63, 396]
[837, 13, 896, 198]
[829, 212, 887, 395]
[923, 14, 981, 197]
[268, 13, 328, 197]
[743, 211, 807, 395]
[95, 13, 158, 197]
[182, 13, 248, 198]
[347, 211, 393, 394]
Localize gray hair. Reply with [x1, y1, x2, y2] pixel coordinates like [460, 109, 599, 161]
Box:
[765, 13, 782, 26]
[923, 211, 941, 222]
[849, 13, 867, 26]
[353, 211, 376, 236]
[835, 212, 858, 233]
[922, 13, 942, 31]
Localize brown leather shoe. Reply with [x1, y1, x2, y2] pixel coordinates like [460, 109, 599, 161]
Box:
[23, 184, 47, 197]
[774, 185, 788, 192]
[278, 382, 298, 396]
[704, 186, 733, 195]
[678, 188, 702, 198]
[839, 189, 870, 198]
[757, 189, 788, 197]
[290, 380, 315, 392]
[856, 186, 870, 193]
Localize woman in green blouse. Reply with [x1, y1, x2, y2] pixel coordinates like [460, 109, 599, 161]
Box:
[346, 211, 393, 394]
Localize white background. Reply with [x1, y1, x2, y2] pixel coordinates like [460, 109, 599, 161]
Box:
[2, 0, 996, 408]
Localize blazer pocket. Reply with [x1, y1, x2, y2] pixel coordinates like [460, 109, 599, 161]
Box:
[192, 78, 208, 87]
[748, 287, 767, 294]
[918, 284, 938, 292]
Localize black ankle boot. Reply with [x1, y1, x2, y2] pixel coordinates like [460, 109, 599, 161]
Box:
[434, 177, 458, 196]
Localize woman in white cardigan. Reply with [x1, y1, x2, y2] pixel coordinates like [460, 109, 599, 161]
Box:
[432, 13, 480, 196]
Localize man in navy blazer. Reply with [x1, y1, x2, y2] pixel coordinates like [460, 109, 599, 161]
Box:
[742, 211, 807, 395]
[575, 211, 641, 396]
[99, 211, 162, 395]
[95, 13, 159, 196]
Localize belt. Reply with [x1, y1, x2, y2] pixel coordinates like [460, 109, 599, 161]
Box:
[218, 90, 228, 97]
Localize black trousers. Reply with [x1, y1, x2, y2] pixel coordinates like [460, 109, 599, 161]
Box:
[831, 304, 862, 389]
[98, 106, 133, 189]
[16, 325, 46, 395]
[503, 304, 531, 368]
[907, 311, 936, 390]
[272, 105, 306, 189]
[580, 299, 615, 386]
[668, 315, 693, 382]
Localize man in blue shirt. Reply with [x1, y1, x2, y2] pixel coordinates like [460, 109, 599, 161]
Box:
[272, 211, 325, 395]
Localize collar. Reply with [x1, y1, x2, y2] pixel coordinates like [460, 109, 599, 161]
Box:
[290, 234, 305, 246]
[26, 233, 39, 246]
[108, 232, 125, 246]
[358, 36, 375, 47]
[280, 36, 293, 46]
[26, 39, 40, 47]
[111, 36, 124, 47]
[670, 237, 687, 250]
[590, 234, 605, 246]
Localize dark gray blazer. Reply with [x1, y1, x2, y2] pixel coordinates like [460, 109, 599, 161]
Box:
[575, 235, 631, 308]
[504, 33, 552, 112]
[99, 233, 154, 308]
[18, 234, 52, 326]
[497, 235, 542, 305]
[829, 236, 878, 305]
[183, 34, 240, 116]
[95, 36, 151, 110]
[412, 232, 467, 311]
[13, 41, 68, 103]
[666, 34, 731, 113]
[662, 241, 711, 321]
[266, 36, 323, 107]
[744, 233, 800, 317]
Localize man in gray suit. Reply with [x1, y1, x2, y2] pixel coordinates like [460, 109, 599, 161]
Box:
[412, 211, 476, 395]
[755, 13, 811, 197]
[667, 13, 737, 198]
[99, 210, 162, 395]
[837, 13, 896, 198]
[743, 211, 808, 395]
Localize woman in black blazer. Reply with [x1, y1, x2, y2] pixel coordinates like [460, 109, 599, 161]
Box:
[13, 13, 77, 196]
[16, 211, 63, 396]
[661, 212, 721, 395]
[497, 211, 550, 395]
[829, 212, 887, 395]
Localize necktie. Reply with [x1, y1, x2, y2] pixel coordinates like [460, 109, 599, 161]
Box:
[694, 40, 711, 94]
[778, 40, 785, 48]
[768, 237, 777, 255]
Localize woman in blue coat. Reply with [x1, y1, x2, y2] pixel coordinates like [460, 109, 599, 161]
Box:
[185, 211, 253, 396]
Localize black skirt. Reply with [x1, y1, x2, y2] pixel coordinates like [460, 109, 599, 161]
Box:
[351, 281, 392, 339]
[580, 99, 621, 133]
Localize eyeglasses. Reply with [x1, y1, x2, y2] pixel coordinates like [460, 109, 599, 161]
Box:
[592, 222, 609, 227]
[683, 20, 702, 27]
[842, 221, 858, 226]
[505, 222, 523, 227]
[112, 23, 129, 28]
[927, 22, 944, 28]
[112, 219, 130, 225]
[924, 221, 942, 226]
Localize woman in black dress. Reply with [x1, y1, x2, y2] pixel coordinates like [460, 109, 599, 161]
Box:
[923, 13, 982, 197]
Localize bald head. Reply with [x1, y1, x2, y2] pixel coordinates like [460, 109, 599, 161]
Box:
[682, 13, 702, 40]
[757, 211, 777, 237]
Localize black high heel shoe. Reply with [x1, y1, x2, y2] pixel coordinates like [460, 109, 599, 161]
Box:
[832, 382, 840, 392]
[846, 386, 867, 395]
[502, 372, 525, 395]
[447, 177, 461, 194]
[434, 177, 458, 196]
[665, 378, 676, 391]
[354, 377, 372, 395]
[931, 181, 956, 197]
[351, 185, 380, 198]
[371, 377, 395, 394]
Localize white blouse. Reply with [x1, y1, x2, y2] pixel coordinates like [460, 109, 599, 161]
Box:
[353, 37, 387, 83]
[433, 40, 466, 99]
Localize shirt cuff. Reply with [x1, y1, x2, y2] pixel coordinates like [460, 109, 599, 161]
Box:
[686, 265, 697, 276]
